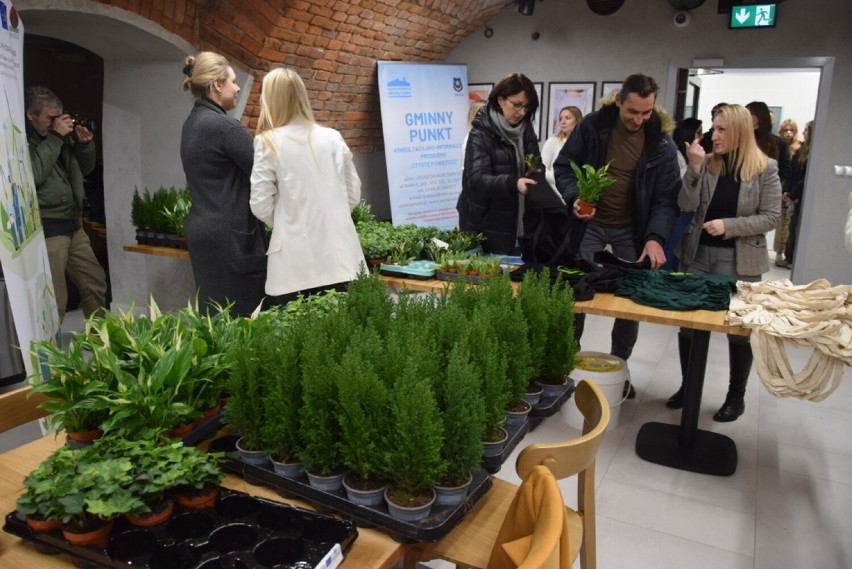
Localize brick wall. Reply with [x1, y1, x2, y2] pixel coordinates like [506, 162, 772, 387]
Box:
[92, 0, 511, 152]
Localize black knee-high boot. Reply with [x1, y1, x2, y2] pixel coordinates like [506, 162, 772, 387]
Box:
[713, 339, 753, 422]
[666, 332, 692, 409]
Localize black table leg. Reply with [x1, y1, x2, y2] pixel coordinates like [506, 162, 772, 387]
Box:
[635, 329, 738, 476]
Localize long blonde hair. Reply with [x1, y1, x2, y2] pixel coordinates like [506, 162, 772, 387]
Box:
[707, 104, 767, 182]
[256, 67, 315, 153]
[180, 52, 230, 99]
[779, 118, 801, 157]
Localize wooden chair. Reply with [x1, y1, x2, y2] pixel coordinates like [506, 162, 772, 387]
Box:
[0, 385, 51, 435]
[403, 379, 611, 569]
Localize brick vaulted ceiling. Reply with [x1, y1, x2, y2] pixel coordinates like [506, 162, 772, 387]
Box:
[90, 0, 513, 152]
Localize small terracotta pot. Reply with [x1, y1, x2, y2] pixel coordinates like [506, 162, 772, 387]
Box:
[577, 199, 596, 216]
[26, 516, 62, 533]
[126, 500, 174, 527]
[175, 487, 219, 509]
[66, 428, 104, 449]
[62, 518, 115, 548]
[168, 422, 195, 438]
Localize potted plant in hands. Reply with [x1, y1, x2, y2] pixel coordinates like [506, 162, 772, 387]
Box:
[570, 160, 616, 216]
[524, 153, 542, 177]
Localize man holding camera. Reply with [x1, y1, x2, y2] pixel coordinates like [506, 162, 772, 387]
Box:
[25, 86, 106, 323]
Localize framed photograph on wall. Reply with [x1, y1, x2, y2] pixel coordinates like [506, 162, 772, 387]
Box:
[532, 81, 543, 140]
[600, 81, 622, 103]
[547, 82, 596, 139]
[467, 83, 492, 103]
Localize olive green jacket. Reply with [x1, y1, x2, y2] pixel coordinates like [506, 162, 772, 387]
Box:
[26, 127, 96, 222]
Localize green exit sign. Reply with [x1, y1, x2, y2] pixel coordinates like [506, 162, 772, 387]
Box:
[729, 4, 777, 28]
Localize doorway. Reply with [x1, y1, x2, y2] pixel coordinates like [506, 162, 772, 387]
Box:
[23, 34, 110, 309]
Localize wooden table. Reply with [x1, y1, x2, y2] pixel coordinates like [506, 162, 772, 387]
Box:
[380, 275, 748, 476]
[123, 244, 189, 260]
[0, 435, 407, 568]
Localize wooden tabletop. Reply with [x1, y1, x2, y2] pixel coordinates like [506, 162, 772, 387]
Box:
[123, 244, 189, 260]
[0, 435, 407, 568]
[379, 275, 748, 336]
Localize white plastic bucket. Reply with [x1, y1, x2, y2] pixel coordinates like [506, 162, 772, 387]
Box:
[561, 352, 628, 430]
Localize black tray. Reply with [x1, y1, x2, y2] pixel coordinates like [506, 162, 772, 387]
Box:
[209, 435, 493, 544]
[182, 413, 223, 447]
[530, 377, 575, 418]
[3, 487, 357, 569]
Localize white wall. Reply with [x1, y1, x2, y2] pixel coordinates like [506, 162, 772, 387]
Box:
[449, 0, 852, 286]
[694, 69, 820, 133]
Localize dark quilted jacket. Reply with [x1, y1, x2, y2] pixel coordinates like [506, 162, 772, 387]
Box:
[458, 106, 541, 254]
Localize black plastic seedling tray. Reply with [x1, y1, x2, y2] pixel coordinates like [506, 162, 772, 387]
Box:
[4, 487, 357, 569]
[209, 435, 493, 544]
[530, 377, 575, 419]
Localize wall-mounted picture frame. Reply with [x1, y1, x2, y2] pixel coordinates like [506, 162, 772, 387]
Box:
[547, 82, 596, 139]
[600, 81, 622, 104]
[532, 81, 543, 140]
[467, 83, 493, 103]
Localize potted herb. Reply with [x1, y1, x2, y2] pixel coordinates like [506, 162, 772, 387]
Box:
[570, 160, 616, 216]
[54, 451, 144, 547]
[93, 437, 183, 526]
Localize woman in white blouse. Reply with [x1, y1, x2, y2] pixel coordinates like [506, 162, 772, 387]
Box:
[540, 106, 582, 192]
[250, 68, 365, 304]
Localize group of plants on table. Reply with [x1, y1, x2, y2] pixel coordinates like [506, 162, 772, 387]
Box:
[28, 297, 249, 443]
[351, 201, 486, 267]
[16, 435, 224, 545]
[131, 185, 191, 248]
[225, 270, 577, 520]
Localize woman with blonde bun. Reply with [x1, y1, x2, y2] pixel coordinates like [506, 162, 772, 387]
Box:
[179, 52, 267, 316]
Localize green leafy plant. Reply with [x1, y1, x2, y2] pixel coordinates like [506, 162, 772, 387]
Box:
[524, 153, 542, 175]
[161, 189, 191, 237]
[351, 200, 375, 225]
[28, 336, 114, 434]
[570, 160, 616, 204]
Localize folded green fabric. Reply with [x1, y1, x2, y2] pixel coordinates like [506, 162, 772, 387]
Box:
[615, 269, 738, 311]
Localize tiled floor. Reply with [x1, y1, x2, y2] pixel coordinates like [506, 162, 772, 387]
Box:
[5, 261, 851, 569]
[419, 261, 852, 569]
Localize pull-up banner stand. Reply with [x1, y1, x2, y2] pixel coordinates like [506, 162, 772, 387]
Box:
[0, 5, 61, 386]
[377, 62, 469, 230]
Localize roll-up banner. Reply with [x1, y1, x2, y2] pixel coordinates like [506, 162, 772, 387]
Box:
[377, 62, 469, 230]
[0, 3, 61, 385]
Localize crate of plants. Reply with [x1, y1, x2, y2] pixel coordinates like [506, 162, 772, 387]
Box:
[5, 484, 357, 569]
[435, 253, 507, 285]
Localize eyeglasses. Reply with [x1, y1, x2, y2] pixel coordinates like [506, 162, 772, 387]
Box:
[505, 98, 531, 113]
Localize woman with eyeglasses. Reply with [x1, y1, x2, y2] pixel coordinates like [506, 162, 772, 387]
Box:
[457, 73, 540, 254]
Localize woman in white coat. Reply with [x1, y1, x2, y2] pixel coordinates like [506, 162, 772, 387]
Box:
[250, 67, 365, 304]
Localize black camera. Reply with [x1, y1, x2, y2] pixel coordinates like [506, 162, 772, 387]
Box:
[70, 114, 98, 132]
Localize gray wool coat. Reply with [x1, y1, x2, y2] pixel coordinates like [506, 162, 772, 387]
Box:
[180, 99, 268, 316]
[676, 157, 781, 277]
